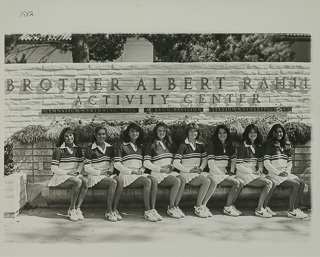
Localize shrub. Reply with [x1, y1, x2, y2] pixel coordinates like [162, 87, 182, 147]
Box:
[11, 125, 48, 144]
[284, 122, 311, 145]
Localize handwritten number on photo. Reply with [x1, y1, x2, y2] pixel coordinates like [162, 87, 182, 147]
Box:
[20, 11, 33, 17]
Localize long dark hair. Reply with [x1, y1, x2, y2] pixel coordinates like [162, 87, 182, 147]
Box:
[184, 123, 201, 140]
[152, 122, 173, 149]
[123, 122, 145, 146]
[266, 124, 289, 148]
[56, 127, 77, 147]
[266, 124, 292, 155]
[91, 126, 107, 143]
[242, 124, 263, 146]
[211, 124, 234, 155]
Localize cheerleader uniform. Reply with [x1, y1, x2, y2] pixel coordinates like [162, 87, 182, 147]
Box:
[84, 142, 115, 188]
[114, 142, 148, 187]
[263, 141, 298, 186]
[207, 142, 236, 184]
[48, 142, 84, 187]
[144, 140, 179, 183]
[173, 139, 208, 183]
[236, 142, 263, 185]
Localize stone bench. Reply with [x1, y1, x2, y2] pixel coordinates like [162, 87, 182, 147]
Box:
[41, 185, 295, 208]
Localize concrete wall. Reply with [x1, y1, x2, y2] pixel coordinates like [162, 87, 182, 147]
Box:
[4, 62, 311, 140]
[114, 37, 153, 62]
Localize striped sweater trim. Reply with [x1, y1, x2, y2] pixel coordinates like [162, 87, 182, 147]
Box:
[208, 154, 232, 161]
[264, 154, 291, 161]
[84, 156, 111, 165]
[114, 155, 143, 162]
[51, 157, 83, 165]
[153, 153, 173, 162]
[178, 153, 203, 159]
[236, 157, 260, 163]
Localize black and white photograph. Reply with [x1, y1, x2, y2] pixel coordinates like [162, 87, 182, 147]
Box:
[1, 1, 319, 257]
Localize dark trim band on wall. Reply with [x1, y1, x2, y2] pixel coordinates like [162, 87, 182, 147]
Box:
[144, 108, 204, 113]
[209, 107, 292, 112]
[42, 108, 139, 114]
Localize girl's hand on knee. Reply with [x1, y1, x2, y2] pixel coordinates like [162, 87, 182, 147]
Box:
[132, 170, 141, 175]
[196, 168, 202, 174]
[253, 170, 261, 176]
[160, 167, 167, 173]
[67, 171, 79, 176]
[190, 168, 199, 173]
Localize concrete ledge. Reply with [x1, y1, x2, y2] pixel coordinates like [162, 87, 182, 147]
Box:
[4, 173, 27, 217]
[41, 185, 293, 208]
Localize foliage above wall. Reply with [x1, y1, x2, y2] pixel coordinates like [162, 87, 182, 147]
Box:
[141, 34, 295, 62]
[9, 113, 311, 146]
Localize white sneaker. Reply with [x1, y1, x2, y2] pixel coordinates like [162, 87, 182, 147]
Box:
[68, 208, 78, 221]
[295, 208, 308, 218]
[176, 207, 185, 218]
[194, 206, 207, 218]
[231, 205, 242, 215]
[287, 209, 305, 219]
[255, 208, 272, 218]
[223, 206, 239, 217]
[144, 210, 158, 222]
[167, 207, 180, 219]
[265, 206, 277, 216]
[105, 211, 117, 222]
[113, 209, 123, 221]
[152, 209, 163, 221]
[76, 208, 84, 220]
[202, 205, 213, 217]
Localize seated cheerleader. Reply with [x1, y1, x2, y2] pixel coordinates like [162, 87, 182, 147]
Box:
[264, 124, 308, 219]
[236, 124, 277, 218]
[207, 124, 244, 217]
[173, 123, 217, 218]
[114, 122, 161, 222]
[144, 122, 186, 219]
[83, 126, 124, 222]
[48, 127, 88, 221]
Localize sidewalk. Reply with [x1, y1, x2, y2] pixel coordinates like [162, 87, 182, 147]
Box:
[2, 206, 316, 257]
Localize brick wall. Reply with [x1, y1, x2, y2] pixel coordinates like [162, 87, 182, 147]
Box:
[4, 63, 311, 140]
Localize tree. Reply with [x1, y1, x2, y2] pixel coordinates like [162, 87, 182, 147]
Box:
[71, 34, 89, 63]
[140, 34, 294, 62]
[88, 34, 124, 62]
[5, 34, 125, 63]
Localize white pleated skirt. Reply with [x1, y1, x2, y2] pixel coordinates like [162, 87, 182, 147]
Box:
[212, 174, 229, 184]
[87, 175, 107, 188]
[236, 172, 260, 185]
[179, 172, 199, 183]
[87, 174, 117, 188]
[48, 174, 73, 187]
[119, 173, 149, 187]
[199, 172, 209, 177]
[150, 171, 180, 183]
[267, 173, 298, 186]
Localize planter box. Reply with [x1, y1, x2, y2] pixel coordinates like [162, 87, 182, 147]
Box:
[4, 173, 27, 218]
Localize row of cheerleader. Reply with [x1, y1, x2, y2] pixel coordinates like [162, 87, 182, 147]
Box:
[47, 122, 308, 222]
